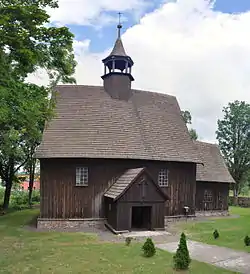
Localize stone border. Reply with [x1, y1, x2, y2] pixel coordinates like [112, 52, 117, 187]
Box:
[37, 217, 106, 230]
[195, 210, 229, 217]
[164, 215, 196, 226]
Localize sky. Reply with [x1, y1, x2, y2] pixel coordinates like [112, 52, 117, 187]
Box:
[28, 0, 250, 143]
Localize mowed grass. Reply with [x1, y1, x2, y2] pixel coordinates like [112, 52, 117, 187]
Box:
[0, 209, 234, 274]
[178, 207, 250, 252]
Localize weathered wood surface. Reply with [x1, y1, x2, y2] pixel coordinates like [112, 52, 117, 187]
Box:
[195, 182, 229, 211]
[40, 158, 196, 219]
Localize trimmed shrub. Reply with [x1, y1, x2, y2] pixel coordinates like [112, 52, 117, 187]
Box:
[213, 229, 219, 239]
[125, 237, 132, 246]
[173, 233, 191, 270]
[244, 236, 250, 246]
[142, 238, 156, 257]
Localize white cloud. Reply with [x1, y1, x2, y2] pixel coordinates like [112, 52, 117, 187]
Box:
[47, 0, 152, 27]
[29, 0, 250, 142]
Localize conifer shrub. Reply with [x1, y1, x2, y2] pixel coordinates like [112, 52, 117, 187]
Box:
[213, 229, 219, 239]
[173, 232, 191, 270]
[244, 236, 250, 246]
[142, 238, 156, 257]
[125, 237, 132, 246]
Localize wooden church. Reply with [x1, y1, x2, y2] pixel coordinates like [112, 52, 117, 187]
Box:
[36, 24, 233, 232]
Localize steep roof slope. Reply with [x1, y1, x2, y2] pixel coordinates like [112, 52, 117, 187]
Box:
[104, 168, 144, 200]
[36, 85, 201, 163]
[195, 141, 235, 183]
[104, 167, 168, 201]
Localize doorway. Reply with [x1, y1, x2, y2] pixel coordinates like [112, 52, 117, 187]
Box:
[131, 206, 152, 230]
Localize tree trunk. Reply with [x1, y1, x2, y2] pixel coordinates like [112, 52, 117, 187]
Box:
[233, 183, 240, 205]
[3, 178, 13, 210]
[28, 159, 36, 207]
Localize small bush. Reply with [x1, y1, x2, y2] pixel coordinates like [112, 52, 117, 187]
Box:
[244, 236, 250, 246]
[32, 190, 40, 203]
[213, 229, 219, 239]
[0, 187, 4, 205]
[0, 189, 40, 210]
[173, 233, 191, 270]
[125, 237, 132, 246]
[228, 197, 234, 206]
[142, 238, 156, 257]
[10, 190, 29, 208]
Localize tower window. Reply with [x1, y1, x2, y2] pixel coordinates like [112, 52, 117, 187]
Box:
[158, 169, 168, 187]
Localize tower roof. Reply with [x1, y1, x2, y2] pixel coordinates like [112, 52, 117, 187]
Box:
[102, 22, 133, 65]
[109, 37, 127, 57]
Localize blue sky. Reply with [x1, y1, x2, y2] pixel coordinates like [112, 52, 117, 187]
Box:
[214, 0, 250, 13]
[64, 0, 250, 53]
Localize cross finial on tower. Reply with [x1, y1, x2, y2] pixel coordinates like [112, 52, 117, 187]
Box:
[117, 12, 122, 38]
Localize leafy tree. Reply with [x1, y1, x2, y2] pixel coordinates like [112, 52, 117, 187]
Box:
[181, 110, 192, 125]
[0, 82, 53, 209]
[0, 0, 77, 210]
[173, 233, 191, 270]
[216, 101, 250, 197]
[0, 0, 76, 83]
[181, 110, 199, 140]
[189, 128, 198, 141]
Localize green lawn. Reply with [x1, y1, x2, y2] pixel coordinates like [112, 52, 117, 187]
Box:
[178, 207, 250, 252]
[0, 209, 234, 274]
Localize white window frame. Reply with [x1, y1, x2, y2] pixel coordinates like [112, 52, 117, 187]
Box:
[76, 167, 88, 186]
[158, 168, 168, 187]
[204, 190, 213, 202]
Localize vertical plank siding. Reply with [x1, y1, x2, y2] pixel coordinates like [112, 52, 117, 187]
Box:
[195, 182, 229, 211]
[40, 158, 196, 219]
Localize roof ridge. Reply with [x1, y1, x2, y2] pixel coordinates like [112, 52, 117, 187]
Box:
[55, 85, 102, 88]
[195, 140, 219, 147]
[54, 85, 177, 99]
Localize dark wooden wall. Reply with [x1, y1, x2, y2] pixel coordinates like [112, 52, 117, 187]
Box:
[114, 173, 165, 231]
[40, 158, 196, 219]
[195, 182, 229, 211]
[105, 198, 118, 229]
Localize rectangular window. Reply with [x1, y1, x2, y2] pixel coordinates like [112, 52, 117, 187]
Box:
[158, 169, 168, 187]
[204, 190, 213, 202]
[76, 167, 88, 186]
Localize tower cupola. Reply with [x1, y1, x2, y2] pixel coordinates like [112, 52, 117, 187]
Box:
[101, 21, 134, 100]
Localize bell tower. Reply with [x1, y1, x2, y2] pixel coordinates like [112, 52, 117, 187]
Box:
[101, 17, 134, 101]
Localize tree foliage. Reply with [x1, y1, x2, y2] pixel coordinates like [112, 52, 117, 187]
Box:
[0, 0, 76, 84]
[181, 110, 199, 140]
[189, 128, 198, 141]
[0, 81, 53, 208]
[216, 101, 250, 197]
[0, 0, 76, 209]
[181, 110, 192, 125]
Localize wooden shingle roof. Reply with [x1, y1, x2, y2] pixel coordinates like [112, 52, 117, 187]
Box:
[195, 141, 235, 184]
[36, 85, 201, 163]
[104, 168, 144, 200]
[109, 38, 127, 57]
